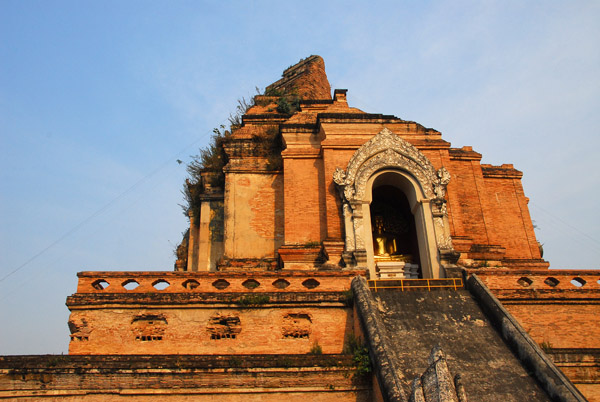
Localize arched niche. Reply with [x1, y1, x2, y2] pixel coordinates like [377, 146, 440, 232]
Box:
[333, 128, 455, 279]
[361, 170, 439, 278]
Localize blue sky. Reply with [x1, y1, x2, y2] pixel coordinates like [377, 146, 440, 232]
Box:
[1, 1, 599, 354]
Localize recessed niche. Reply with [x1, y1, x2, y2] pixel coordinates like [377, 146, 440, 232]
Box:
[136, 335, 163, 341]
[282, 313, 312, 339]
[242, 279, 260, 289]
[517, 277, 533, 287]
[544, 277, 559, 287]
[68, 317, 91, 342]
[272, 279, 290, 289]
[92, 279, 110, 290]
[207, 315, 241, 340]
[122, 279, 140, 290]
[182, 279, 200, 290]
[212, 279, 230, 290]
[131, 314, 167, 341]
[302, 279, 320, 289]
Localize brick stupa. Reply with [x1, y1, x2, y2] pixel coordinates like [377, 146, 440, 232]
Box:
[1, 55, 598, 402]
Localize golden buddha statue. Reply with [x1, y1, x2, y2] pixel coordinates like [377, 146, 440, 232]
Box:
[373, 215, 398, 257]
[372, 214, 413, 262]
[370, 188, 416, 264]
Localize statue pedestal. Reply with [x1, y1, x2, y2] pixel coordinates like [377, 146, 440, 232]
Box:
[376, 261, 419, 279]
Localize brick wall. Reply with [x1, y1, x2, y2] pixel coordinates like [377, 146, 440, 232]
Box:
[69, 272, 359, 355]
[475, 270, 600, 349]
[506, 303, 600, 349]
[0, 355, 371, 401]
[474, 269, 600, 401]
[283, 157, 325, 244]
[224, 172, 283, 259]
[68, 304, 353, 355]
[322, 148, 355, 240]
[447, 157, 490, 248]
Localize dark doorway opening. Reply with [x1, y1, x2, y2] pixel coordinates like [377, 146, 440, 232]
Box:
[370, 185, 421, 275]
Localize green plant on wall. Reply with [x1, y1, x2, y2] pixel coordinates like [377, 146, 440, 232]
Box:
[309, 340, 323, 355]
[344, 334, 371, 376]
[275, 94, 300, 115]
[341, 289, 354, 307]
[540, 340, 553, 353]
[264, 87, 301, 115]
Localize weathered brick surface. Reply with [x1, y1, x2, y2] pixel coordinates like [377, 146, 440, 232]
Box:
[283, 157, 326, 244]
[475, 269, 600, 400]
[506, 303, 600, 349]
[265, 55, 332, 100]
[481, 174, 538, 259]
[248, 174, 284, 244]
[474, 270, 600, 348]
[575, 386, 600, 402]
[446, 158, 490, 248]
[68, 304, 353, 355]
[548, 348, 600, 396]
[68, 272, 358, 355]
[472, 269, 600, 298]
[224, 172, 283, 259]
[74, 271, 359, 294]
[322, 147, 355, 239]
[0, 355, 371, 401]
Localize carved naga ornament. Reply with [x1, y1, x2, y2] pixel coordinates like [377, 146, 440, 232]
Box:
[333, 128, 451, 204]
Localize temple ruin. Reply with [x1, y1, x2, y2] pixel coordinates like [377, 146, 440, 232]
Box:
[1, 55, 598, 402]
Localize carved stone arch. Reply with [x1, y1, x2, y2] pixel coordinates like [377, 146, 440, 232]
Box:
[353, 149, 434, 201]
[334, 128, 447, 202]
[333, 128, 455, 279]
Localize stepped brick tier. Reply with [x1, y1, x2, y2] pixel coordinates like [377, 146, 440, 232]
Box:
[179, 56, 546, 279]
[67, 271, 358, 355]
[0, 355, 371, 401]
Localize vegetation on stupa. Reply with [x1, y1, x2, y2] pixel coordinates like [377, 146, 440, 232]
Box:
[175, 84, 300, 265]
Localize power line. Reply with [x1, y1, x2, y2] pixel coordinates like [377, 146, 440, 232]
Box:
[530, 202, 600, 248]
[0, 132, 212, 283]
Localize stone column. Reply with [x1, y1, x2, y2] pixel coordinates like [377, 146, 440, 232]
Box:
[186, 212, 199, 272]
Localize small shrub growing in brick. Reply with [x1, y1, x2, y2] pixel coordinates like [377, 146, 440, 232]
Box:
[342, 289, 354, 307]
[344, 334, 371, 377]
[540, 340, 553, 353]
[309, 341, 323, 355]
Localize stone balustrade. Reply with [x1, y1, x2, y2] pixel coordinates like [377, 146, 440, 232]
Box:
[75, 271, 361, 294]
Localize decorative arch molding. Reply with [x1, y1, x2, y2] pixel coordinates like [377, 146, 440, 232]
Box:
[333, 128, 456, 278]
[333, 128, 449, 203]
